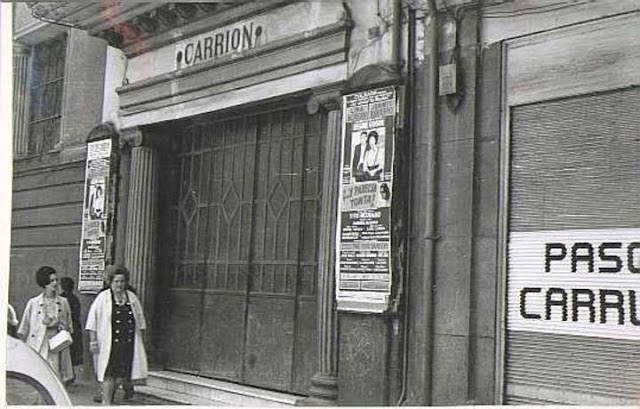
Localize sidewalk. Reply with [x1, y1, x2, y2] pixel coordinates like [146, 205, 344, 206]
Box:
[65, 368, 181, 406]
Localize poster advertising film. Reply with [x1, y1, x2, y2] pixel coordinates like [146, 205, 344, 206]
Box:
[336, 86, 397, 312]
[78, 139, 112, 293]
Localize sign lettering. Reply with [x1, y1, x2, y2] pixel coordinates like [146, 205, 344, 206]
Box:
[175, 22, 263, 69]
[508, 229, 640, 340]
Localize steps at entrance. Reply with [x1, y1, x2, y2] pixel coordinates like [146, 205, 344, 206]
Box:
[137, 371, 302, 406]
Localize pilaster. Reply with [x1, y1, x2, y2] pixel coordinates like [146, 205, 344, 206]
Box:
[300, 91, 342, 406]
[121, 126, 159, 327]
[13, 42, 31, 158]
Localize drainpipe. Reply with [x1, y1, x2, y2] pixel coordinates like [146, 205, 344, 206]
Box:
[422, 0, 439, 405]
[391, 0, 402, 71]
[387, 0, 404, 404]
[395, 3, 416, 406]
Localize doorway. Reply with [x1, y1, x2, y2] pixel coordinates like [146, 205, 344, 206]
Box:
[157, 101, 326, 394]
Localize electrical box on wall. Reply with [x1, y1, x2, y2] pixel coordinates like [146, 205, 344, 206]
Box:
[439, 63, 457, 96]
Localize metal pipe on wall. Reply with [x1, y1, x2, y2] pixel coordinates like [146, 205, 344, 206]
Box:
[390, 0, 402, 70]
[422, 0, 439, 405]
[387, 0, 405, 404]
[396, 3, 417, 405]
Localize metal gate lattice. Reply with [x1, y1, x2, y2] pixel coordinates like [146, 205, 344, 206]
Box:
[162, 103, 325, 394]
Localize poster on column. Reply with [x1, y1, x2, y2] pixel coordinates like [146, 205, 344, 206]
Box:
[78, 139, 112, 293]
[336, 86, 397, 313]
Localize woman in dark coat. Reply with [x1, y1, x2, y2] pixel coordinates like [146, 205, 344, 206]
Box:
[60, 277, 83, 370]
[87, 265, 148, 405]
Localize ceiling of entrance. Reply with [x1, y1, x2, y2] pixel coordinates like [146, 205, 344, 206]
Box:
[27, 1, 287, 57]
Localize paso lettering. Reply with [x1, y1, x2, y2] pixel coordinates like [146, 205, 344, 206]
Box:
[545, 241, 640, 273]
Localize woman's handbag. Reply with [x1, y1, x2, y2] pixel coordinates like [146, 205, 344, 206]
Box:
[49, 330, 73, 353]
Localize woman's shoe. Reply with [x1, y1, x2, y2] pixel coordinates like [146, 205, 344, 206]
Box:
[123, 385, 134, 400]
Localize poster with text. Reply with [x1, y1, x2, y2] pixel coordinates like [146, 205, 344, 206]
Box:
[336, 86, 396, 312]
[78, 139, 112, 293]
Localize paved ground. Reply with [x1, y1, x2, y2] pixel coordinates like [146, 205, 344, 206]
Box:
[65, 368, 180, 406]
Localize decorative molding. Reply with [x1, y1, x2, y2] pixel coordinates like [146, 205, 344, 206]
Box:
[119, 0, 291, 58]
[83, 4, 163, 34]
[14, 18, 67, 45]
[26, 2, 277, 55]
[12, 159, 84, 178]
[119, 125, 172, 151]
[30, 0, 292, 57]
[118, 21, 352, 117]
[119, 126, 145, 148]
[307, 83, 345, 114]
[346, 63, 401, 91]
[13, 42, 31, 56]
[86, 121, 118, 143]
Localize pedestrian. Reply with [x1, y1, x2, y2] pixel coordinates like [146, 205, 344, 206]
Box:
[91, 278, 138, 403]
[7, 304, 19, 337]
[17, 266, 74, 384]
[86, 265, 148, 405]
[60, 277, 84, 381]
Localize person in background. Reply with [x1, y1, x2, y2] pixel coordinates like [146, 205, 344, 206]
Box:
[86, 265, 148, 405]
[17, 266, 74, 384]
[60, 277, 83, 383]
[7, 304, 19, 337]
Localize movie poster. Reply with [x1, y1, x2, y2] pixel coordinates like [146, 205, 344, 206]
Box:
[336, 86, 397, 313]
[78, 139, 112, 293]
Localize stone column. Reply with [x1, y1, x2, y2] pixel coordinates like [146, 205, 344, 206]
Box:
[301, 93, 342, 405]
[122, 127, 159, 325]
[13, 43, 31, 157]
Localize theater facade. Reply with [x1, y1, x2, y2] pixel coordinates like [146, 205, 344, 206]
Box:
[10, 0, 640, 405]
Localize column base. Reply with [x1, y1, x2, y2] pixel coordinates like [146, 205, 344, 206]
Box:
[296, 373, 338, 406]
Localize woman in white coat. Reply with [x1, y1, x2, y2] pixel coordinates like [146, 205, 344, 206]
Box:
[86, 265, 148, 405]
[17, 266, 74, 383]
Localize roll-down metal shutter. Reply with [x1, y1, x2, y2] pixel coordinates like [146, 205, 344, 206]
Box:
[506, 88, 640, 405]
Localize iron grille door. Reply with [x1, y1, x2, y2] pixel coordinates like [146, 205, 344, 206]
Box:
[505, 88, 640, 404]
[163, 104, 324, 395]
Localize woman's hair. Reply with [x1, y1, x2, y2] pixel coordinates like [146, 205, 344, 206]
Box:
[60, 277, 74, 293]
[105, 264, 130, 284]
[367, 130, 379, 145]
[35, 266, 56, 288]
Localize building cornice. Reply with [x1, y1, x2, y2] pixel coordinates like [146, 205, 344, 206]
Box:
[27, 1, 295, 57]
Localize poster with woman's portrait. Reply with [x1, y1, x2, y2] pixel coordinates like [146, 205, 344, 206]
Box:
[87, 179, 106, 220]
[79, 138, 112, 293]
[351, 127, 386, 183]
[336, 86, 397, 313]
